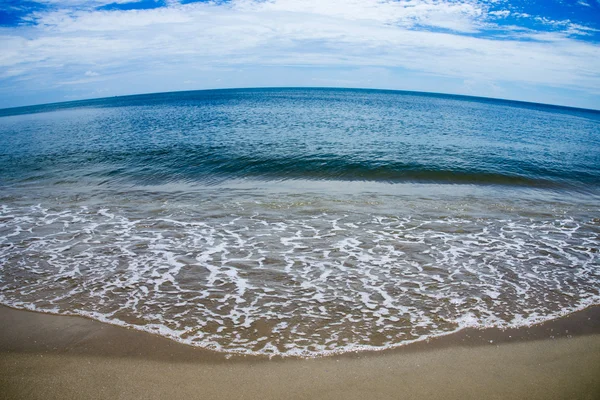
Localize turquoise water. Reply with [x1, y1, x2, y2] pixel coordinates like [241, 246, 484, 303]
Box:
[0, 88, 599, 356]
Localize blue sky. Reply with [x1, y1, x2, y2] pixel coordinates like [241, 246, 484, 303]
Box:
[1, 0, 599, 109]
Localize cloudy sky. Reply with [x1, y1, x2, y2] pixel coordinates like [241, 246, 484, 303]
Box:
[1, 0, 599, 109]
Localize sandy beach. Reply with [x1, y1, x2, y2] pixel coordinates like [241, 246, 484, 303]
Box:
[1, 305, 599, 400]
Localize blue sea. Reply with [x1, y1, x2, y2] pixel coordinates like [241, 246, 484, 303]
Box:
[1, 88, 599, 356]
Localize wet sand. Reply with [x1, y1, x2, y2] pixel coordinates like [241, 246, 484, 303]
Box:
[1, 305, 599, 399]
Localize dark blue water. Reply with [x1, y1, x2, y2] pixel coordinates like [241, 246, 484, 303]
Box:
[1, 88, 599, 190]
[1, 88, 599, 357]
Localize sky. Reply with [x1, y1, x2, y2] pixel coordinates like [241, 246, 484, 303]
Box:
[0, 0, 599, 109]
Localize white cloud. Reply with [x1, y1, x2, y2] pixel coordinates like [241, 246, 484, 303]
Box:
[489, 10, 510, 18]
[0, 0, 599, 108]
[235, 0, 489, 33]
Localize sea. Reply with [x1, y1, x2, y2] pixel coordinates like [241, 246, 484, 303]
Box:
[1, 88, 599, 357]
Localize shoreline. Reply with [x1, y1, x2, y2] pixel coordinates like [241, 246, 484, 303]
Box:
[1, 305, 600, 399]
[1, 303, 600, 361]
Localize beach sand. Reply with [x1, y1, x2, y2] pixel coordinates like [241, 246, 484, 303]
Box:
[1, 305, 599, 400]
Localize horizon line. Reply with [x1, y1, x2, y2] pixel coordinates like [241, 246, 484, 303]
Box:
[1, 86, 599, 115]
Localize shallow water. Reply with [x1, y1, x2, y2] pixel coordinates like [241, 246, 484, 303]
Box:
[1, 88, 599, 356]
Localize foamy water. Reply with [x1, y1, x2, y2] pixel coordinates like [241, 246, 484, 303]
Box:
[1, 188, 598, 356]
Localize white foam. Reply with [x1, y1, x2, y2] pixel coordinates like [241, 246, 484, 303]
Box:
[0, 197, 599, 357]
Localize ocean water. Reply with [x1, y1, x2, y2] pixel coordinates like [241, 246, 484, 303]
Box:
[0, 88, 599, 357]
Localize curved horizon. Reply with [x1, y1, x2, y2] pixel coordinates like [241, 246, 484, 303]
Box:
[2, 86, 600, 114]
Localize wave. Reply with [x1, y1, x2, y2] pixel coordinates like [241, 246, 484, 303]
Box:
[2, 147, 597, 189]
